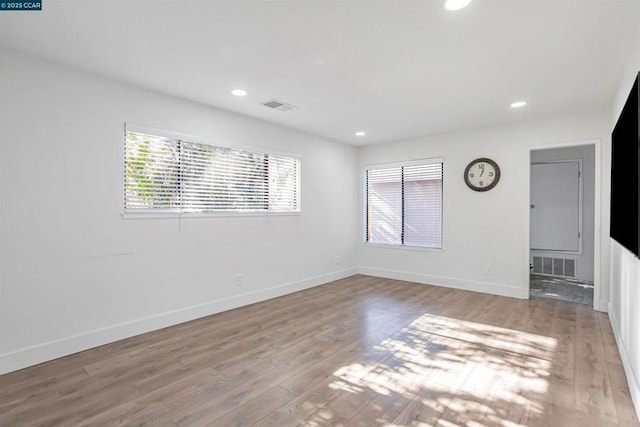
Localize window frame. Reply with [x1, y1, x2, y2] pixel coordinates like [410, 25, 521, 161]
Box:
[123, 123, 301, 219]
[362, 158, 444, 251]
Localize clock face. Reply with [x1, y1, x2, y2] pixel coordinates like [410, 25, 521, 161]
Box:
[464, 158, 500, 191]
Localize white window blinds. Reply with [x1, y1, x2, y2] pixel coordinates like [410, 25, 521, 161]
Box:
[366, 161, 443, 248]
[125, 130, 299, 213]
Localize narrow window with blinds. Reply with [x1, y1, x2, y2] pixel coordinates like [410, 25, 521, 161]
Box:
[365, 160, 443, 248]
[124, 129, 299, 214]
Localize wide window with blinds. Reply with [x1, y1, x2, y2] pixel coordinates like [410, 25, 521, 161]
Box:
[365, 159, 443, 248]
[124, 128, 299, 214]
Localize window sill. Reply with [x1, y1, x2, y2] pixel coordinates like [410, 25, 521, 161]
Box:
[361, 242, 444, 253]
[121, 211, 302, 220]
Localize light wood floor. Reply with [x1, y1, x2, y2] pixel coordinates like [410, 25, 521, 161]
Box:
[1, 275, 638, 426]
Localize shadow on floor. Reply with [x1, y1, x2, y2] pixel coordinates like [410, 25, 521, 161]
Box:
[529, 273, 594, 306]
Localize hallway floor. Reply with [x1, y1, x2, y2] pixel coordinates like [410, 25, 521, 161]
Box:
[530, 274, 594, 306]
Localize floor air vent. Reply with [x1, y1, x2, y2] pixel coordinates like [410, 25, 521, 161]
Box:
[261, 99, 297, 112]
[532, 256, 575, 278]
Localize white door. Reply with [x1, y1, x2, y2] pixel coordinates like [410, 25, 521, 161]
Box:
[530, 161, 581, 251]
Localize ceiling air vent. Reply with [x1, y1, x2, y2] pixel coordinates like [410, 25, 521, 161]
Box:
[261, 99, 297, 112]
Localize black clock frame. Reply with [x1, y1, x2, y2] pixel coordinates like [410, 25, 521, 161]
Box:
[464, 158, 501, 192]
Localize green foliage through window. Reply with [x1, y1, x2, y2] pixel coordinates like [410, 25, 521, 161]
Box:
[124, 130, 299, 213]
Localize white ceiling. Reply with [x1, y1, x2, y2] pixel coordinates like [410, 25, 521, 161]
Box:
[2, 0, 639, 145]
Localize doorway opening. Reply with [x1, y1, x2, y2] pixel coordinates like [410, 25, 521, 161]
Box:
[529, 143, 597, 307]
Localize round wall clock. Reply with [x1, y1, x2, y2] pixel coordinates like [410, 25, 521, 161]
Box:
[464, 158, 501, 191]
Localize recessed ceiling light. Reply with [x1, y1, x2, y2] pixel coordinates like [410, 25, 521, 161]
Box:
[510, 101, 528, 108]
[444, 0, 471, 11]
[231, 89, 247, 97]
[355, 131, 366, 137]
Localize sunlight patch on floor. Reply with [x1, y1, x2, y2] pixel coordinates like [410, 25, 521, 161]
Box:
[328, 311, 557, 426]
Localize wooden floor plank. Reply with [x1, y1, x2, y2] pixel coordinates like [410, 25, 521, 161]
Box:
[574, 303, 619, 421]
[608, 361, 640, 425]
[208, 385, 295, 427]
[0, 274, 636, 427]
[599, 312, 624, 365]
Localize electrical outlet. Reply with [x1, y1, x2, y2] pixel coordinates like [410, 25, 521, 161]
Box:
[484, 264, 492, 275]
[236, 274, 244, 286]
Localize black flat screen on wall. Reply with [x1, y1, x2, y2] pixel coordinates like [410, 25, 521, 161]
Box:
[610, 72, 640, 258]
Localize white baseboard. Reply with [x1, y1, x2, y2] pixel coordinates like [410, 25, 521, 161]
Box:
[608, 302, 640, 421]
[358, 267, 529, 299]
[0, 268, 357, 375]
[595, 298, 609, 313]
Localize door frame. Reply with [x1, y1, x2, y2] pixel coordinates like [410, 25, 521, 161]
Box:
[528, 139, 602, 311]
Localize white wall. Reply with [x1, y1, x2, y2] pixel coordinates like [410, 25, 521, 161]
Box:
[531, 145, 596, 281]
[608, 22, 640, 420]
[0, 51, 358, 374]
[358, 111, 610, 305]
